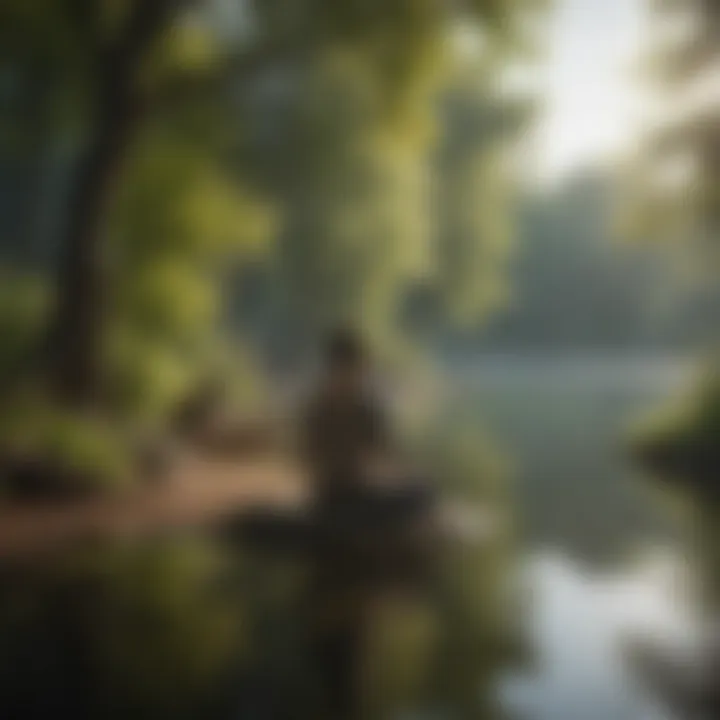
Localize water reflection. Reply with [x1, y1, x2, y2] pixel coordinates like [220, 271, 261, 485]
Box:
[0, 499, 514, 720]
[0, 538, 244, 719]
[501, 552, 691, 720]
[226, 490, 516, 720]
[0, 356, 700, 720]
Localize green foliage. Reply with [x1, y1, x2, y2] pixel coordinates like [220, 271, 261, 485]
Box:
[0, 270, 46, 385]
[0, 397, 132, 494]
[1, 0, 540, 419]
[0, 1, 152, 142]
[76, 540, 242, 713]
[0, 275, 134, 496]
[105, 96, 275, 422]
[431, 170, 717, 351]
[630, 365, 720, 486]
[236, 44, 436, 351]
[234, 4, 537, 355]
[434, 67, 532, 327]
[0, 538, 244, 719]
[635, 374, 720, 450]
[621, 0, 720, 274]
[629, 365, 720, 611]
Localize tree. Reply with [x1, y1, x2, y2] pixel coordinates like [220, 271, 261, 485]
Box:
[432, 63, 532, 329]
[231, 4, 537, 358]
[2, 1, 194, 404]
[107, 104, 274, 422]
[627, 0, 720, 616]
[623, 0, 720, 274]
[1, 0, 271, 405]
[2, 0, 536, 404]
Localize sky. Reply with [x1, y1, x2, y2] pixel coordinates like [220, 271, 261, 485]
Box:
[532, 0, 648, 183]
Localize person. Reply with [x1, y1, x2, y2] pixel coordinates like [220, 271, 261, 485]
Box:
[301, 328, 390, 509]
[300, 328, 436, 532]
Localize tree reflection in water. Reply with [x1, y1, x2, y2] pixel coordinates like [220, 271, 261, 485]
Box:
[0, 489, 514, 720]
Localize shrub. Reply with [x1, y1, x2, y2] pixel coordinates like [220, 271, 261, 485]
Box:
[0, 399, 132, 499]
[0, 270, 46, 388]
[630, 369, 720, 491]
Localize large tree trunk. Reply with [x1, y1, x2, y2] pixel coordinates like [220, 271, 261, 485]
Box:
[48, 0, 177, 407]
[49, 84, 139, 405]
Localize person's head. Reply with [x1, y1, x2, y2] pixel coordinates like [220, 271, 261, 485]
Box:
[323, 327, 368, 394]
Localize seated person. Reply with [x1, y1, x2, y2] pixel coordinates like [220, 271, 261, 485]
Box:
[301, 328, 433, 525]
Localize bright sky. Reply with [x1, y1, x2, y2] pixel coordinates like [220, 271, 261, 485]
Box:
[532, 0, 647, 183]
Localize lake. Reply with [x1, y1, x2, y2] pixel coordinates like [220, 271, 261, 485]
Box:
[0, 354, 700, 720]
[445, 353, 696, 562]
[443, 354, 698, 720]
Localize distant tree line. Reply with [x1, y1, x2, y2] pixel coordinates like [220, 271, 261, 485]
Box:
[416, 170, 719, 355]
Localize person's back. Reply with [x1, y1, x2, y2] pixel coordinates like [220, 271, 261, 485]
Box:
[301, 330, 388, 502]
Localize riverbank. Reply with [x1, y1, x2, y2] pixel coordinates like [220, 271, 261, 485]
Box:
[0, 453, 304, 561]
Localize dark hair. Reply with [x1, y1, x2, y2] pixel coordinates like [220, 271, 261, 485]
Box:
[325, 327, 365, 368]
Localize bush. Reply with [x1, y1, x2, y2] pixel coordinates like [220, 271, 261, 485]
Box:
[0, 399, 132, 499]
[0, 270, 46, 388]
[630, 368, 720, 493]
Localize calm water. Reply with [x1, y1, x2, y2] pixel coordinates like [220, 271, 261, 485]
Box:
[447, 354, 695, 561]
[499, 551, 690, 720]
[447, 354, 698, 720]
[0, 354, 699, 720]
